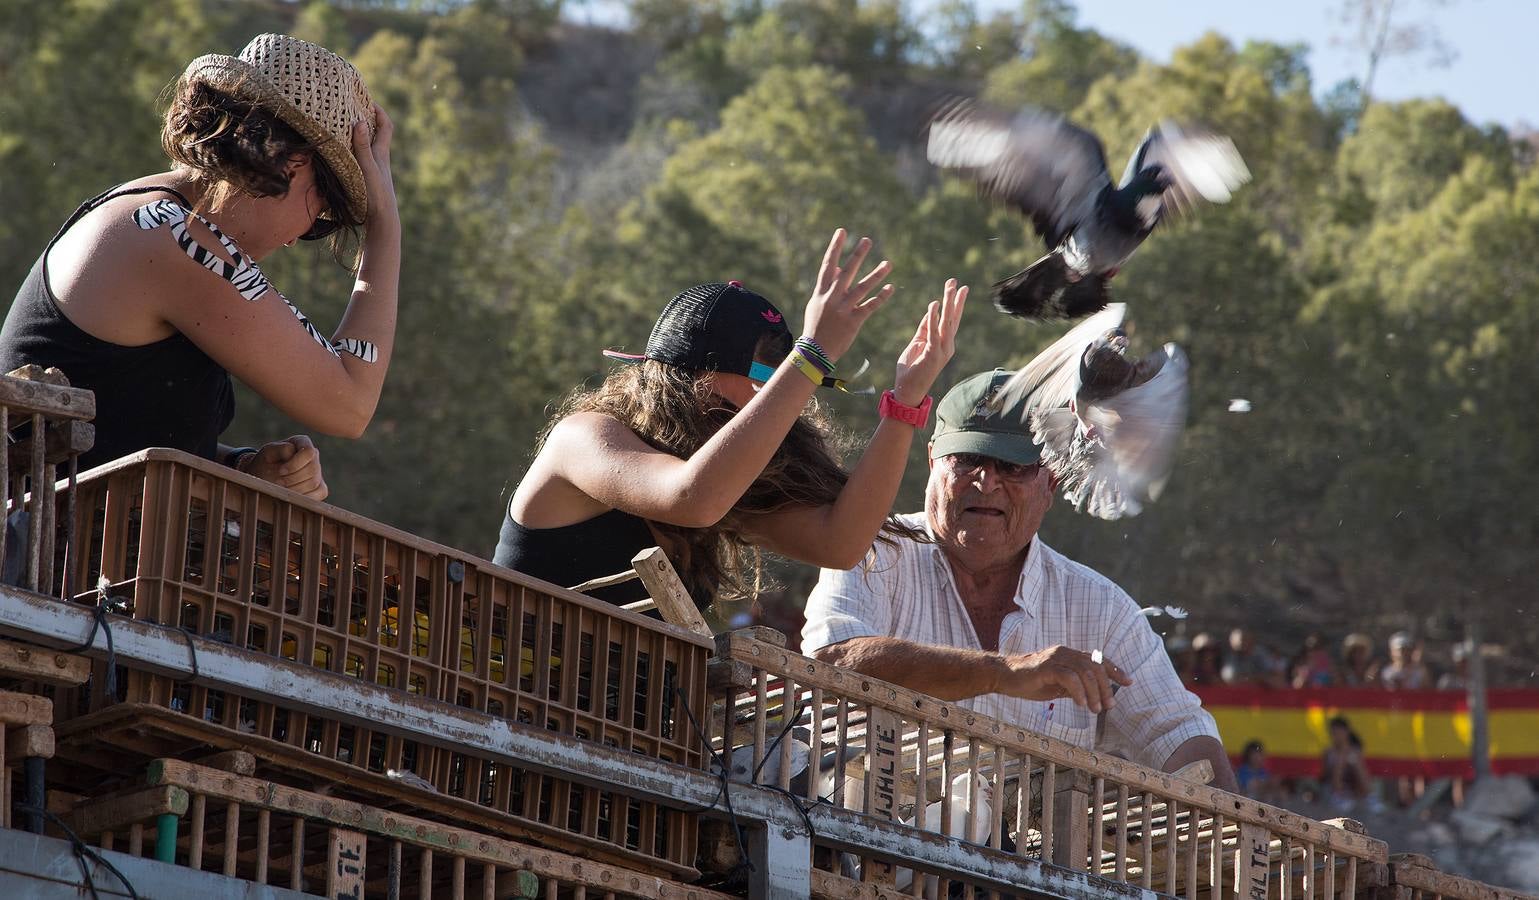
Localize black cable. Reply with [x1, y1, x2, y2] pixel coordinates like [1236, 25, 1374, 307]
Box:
[750, 698, 808, 783]
[168, 624, 200, 683]
[673, 685, 754, 879]
[63, 601, 116, 700]
[15, 803, 140, 900]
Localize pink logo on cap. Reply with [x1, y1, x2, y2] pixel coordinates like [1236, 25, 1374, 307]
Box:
[761, 310, 783, 323]
[728, 280, 743, 287]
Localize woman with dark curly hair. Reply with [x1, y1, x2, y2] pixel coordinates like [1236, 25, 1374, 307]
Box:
[0, 34, 399, 498]
[497, 230, 967, 608]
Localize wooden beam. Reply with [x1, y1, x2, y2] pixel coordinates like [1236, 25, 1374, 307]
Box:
[0, 639, 90, 685]
[1388, 853, 1518, 900]
[0, 374, 95, 421]
[5, 724, 52, 760]
[631, 547, 712, 637]
[0, 689, 51, 726]
[63, 784, 189, 836]
[195, 750, 257, 776]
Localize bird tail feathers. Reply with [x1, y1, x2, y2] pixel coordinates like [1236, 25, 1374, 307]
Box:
[993, 253, 1112, 321]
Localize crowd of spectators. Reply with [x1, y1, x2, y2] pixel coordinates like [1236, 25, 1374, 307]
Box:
[1164, 627, 1476, 692]
[1164, 627, 1484, 812]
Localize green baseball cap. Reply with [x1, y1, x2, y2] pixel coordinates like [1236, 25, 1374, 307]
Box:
[930, 368, 1045, 467]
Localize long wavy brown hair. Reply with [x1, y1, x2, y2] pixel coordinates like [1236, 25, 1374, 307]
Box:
[539, 350, 924, 605]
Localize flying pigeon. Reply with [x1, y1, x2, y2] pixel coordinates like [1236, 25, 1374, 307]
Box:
[926, 100, 1250, 320]
[994, 304, 1188, 519]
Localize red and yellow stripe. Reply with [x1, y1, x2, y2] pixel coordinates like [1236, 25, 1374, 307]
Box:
[1193, 686, 1539, 778]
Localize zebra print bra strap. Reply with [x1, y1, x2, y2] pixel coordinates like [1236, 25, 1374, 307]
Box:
[133, 199, 271, 301]
[131, 199, 377, 364]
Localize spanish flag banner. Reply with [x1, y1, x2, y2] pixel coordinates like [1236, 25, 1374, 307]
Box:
[1193, 686, 1539, 778]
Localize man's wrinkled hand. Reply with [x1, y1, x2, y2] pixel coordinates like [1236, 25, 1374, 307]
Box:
[997, 645, 1132, 714]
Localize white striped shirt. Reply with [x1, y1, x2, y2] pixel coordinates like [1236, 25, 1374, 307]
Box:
[801, 512, 1218, 770]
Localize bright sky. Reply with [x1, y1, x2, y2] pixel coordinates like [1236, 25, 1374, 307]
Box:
[567, 1, 1532, 129]
[986, 0, 1532, 128]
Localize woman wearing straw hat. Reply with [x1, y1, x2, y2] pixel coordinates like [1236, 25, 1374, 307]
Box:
[0, 34, 398, 499]
[497, 229, 967, 608]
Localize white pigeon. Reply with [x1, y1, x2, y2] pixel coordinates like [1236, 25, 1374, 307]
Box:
[893, 771, 995, 896]
[994, 303, 1189, 519]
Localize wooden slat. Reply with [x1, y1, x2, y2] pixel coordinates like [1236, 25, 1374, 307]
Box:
[726, 635, 1387, 863]
[328, 827, 366, 899]
[631, 547, 711, 638]
[1235, 821, 1270, 900]
[0, 373, 95, 420]
[0, 639, 90, 685]
[5, 724, 53, 760]
[147, 759, 736, 900]
[63, 784, 189, 835]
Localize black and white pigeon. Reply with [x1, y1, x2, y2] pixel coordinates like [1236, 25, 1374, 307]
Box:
[926, 100, 1250, 320]
[994, 304, 1188, 519]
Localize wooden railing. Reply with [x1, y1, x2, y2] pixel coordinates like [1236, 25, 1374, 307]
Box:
[709, 630, 1392, 899]
[50, 448, 714, 874]
[54, 756, 732, 899]
[0, 367, 94, 598]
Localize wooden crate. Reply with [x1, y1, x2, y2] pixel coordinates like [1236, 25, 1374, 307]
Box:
[47, 757, 733, 900]
[51, 448, 712, 873]
[0, 369, 95, 599]
[711, 629, 1391, 900]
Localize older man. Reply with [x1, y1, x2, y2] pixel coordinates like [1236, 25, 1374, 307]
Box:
[802, 369, 1237, 791]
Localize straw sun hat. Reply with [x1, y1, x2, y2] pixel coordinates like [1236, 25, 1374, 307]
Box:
[182, 34, 374, 221]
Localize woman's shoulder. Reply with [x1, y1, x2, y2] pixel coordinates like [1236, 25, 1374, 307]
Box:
[550, 410, 650, 450]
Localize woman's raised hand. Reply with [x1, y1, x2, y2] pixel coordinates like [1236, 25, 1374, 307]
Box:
[803, 229, 894, 362]
[353, 103, 398, 228]
[892, 278, 968, 406]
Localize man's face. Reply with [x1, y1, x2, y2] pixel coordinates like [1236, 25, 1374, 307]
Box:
[925, 448, 1054, 560]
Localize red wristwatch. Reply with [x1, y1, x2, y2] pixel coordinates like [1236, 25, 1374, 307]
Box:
[879, 390, 933, 428]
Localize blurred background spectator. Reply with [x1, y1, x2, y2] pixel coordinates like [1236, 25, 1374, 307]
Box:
[1381, 631, 1433, 690]
[1290, 632, 1337, 688]
[1339, 633, 1380, 686]
[1322, 716, 1381, 813]
[1237, 739, 1284, 804]
[1190, 632, 1225, 686]
[1221, 628, 1285, 687]
[1437, 642, 1471, 691]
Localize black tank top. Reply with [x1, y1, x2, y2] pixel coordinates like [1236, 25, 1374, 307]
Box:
[0, 185, 235, 470]
[493, 506, 656, 606]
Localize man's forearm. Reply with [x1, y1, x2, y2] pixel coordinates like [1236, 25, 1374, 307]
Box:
[813, 637, 1005, 701]
[1162, 735, 1239, 794]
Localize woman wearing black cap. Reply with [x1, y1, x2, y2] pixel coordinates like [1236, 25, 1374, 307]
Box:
[0, 35, 399, 499]
[497, 229, 967, 607]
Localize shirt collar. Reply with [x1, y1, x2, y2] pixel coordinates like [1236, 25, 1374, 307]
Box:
[920, 512, 1048, 620]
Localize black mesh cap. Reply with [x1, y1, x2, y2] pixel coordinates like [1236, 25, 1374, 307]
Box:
[604, 282, 792, 376]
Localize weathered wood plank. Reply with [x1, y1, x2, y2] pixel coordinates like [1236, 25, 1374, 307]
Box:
[0, 639, 90, 685]
[0, 689, 52, 725]
[0, 373, 95, 421]
[6, 723, 53, 760]
[64, 784, 189, 836]
[631, 547, 712, 638]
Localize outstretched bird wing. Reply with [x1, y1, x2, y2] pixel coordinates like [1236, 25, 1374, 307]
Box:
[927, 100, 1113, 248]
[991, 304, 1128, 417]
[1063, 344, 1189, 519]
[1120, 121, 1251, 226]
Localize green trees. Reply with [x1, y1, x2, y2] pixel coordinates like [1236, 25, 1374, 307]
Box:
[1, 0, 1531, 652]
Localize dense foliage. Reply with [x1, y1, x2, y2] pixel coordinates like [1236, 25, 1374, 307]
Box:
[3, 0, 1533, 663]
